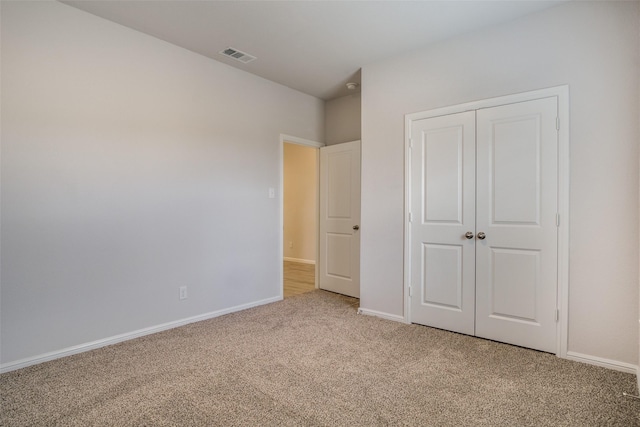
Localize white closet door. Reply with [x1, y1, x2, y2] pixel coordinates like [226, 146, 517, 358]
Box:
[409, 111, 476, 335]
[408, 96, 559, 353]
[475, 97, 558, 353]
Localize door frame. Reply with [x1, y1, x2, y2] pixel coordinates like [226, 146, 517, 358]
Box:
[279, 134, 324, 299]
[403, 85, 570, 358]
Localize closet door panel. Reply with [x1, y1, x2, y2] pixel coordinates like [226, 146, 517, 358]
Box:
[475, 97, 558, 353]
[409, 111, 476, 335]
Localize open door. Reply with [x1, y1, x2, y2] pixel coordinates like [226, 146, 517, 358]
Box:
[319, 141, 361, 298]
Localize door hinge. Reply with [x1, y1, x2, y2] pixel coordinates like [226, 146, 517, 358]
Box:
[408, 286, 413, 297]
[556, 117, 560, 131]
[409, 138, 413, 149]
[556, 213, 560, 227]
[409, 212, 413, 223]
[556, 309, 560, 322]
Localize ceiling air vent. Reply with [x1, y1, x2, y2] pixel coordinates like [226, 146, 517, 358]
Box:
[219, 47, 256, 64]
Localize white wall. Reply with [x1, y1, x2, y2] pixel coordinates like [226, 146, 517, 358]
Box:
[361, 1, 640, 366]
[0, 1, 324, 366]
[283, 143, 317, 263]
[325, 93, 361, 146]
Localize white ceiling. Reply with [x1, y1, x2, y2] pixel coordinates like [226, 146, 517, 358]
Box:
[61, 1, 565, 100]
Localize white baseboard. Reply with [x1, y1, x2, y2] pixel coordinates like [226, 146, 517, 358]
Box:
[0, 295, 282, 374]
[565, 351, 638, 374]
[283, 257, 316, 265]
[357, 307, 406, 323]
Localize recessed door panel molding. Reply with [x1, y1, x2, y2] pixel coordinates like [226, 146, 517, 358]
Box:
[490, 115, 541, 225]
[326, 233, 352, 279]
[319, 141, 361, 298]
[327, 152, 352, 219]
[489, 248, 539, 323]
[422, 243, 463, 311]
[407, 89, 566, 356]
[423, 126, 465, 224]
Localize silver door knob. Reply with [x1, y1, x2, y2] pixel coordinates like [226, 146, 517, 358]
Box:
[477, 232, 486, 240]
[464, 232, 474, 239]
[353, 225, 360, 230]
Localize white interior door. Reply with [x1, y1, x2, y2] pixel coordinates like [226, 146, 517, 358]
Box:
[475, 97, 558, 353]
[409, 111, 476, 335]
[319, 141, 361, 298]
[409, 97, 559, 353]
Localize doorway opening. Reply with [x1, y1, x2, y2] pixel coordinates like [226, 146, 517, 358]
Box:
[280, 135, 322, 299]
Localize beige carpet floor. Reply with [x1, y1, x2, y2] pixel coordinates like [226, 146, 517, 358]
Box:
[1, 290, 639, 426]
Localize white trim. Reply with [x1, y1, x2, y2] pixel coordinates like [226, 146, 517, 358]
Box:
[404, 85, 570, 358]
[556, 86, 571, 360]
[405, 85, 571, 121]
[280, 134, 324, 149]
[279, 134, 324, 296]
[404, 105, 413, 324]
[0, 295, 281, 374]
[315, 146, 321, 289]
[283, 257, 316, 265]
[358, 307, 407, 323]
[565, 351, 638, 375]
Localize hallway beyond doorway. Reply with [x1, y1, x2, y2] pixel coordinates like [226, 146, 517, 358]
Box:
[284, 261, 315, 298]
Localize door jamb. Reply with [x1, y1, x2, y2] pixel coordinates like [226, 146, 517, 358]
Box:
[279, 134, 324, 299]
[403, 85, 570, 358]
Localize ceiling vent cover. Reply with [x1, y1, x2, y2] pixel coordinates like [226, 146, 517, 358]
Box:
[219, 47, 256, 64]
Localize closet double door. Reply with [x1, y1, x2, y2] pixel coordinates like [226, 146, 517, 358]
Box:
[409, 97, 558, 353]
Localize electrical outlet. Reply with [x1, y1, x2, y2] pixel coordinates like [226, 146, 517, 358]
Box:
[289, 241, 293, 248]
[179, 286, 187, 300]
